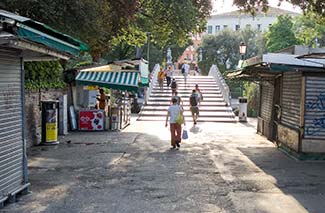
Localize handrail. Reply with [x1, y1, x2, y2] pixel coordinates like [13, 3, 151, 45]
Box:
[208, 64, 231, 106]
[145, 64, 160, 105]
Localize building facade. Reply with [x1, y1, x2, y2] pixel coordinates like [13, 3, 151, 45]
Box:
[177, 7, 299, 68]
[206, 7, 299, 34]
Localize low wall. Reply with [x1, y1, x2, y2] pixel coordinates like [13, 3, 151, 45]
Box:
[25, 89, 68, 149]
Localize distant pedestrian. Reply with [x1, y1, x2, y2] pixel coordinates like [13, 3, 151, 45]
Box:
[170, 78, 177, 96]
[172, 91, 183, 106]
[165, 66, 173, 87]
[195, 84, 203, 105]
[189, 89, 199, 125]
[157, 67, 165, 90]
[194, 65, 200, 76]
[165, 97, 183, 149]
[181, 63, 190, 85]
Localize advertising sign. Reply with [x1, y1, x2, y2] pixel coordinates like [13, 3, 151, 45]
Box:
[46, 109, 58, 142]
[79, 110, 104, 131]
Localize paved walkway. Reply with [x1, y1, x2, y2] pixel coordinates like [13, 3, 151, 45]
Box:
[2, 117, 325, 212]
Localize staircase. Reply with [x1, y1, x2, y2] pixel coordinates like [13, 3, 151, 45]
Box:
[138, 72, 236, 123]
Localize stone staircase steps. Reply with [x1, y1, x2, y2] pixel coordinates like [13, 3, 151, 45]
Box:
[138, 74, 235, 122]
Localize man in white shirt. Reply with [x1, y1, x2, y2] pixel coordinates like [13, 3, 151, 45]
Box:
[165, 66, 173, 87]
[181, 63, 190, 84]
[165, 98, 183, 149]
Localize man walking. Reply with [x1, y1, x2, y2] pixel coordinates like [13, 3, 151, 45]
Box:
[189, 89, 199, 125]
[165, 97, 183, 149]
[165, 66, 173, 87]
[181, 63, 190, 85]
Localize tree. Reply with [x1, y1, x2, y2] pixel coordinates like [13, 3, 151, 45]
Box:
[198, 27, 265, 74]
[265, 15, 299, 52]
[1, 0, 212, 62]
[0, 0, 139, 61]
[233, 0, 325, 18]
[294, 12, 325, 47]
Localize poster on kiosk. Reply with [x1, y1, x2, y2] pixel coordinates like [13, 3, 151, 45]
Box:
[79, 110, 105, 131]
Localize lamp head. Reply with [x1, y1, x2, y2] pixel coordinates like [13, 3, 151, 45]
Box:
[239, 42, 247, 55]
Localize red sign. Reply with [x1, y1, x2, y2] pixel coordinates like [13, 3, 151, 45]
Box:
[79, 110, 104, 131]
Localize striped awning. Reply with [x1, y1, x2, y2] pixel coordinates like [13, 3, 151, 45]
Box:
[76, 71, 140, 92]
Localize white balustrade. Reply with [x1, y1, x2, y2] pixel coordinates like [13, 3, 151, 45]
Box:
[208, 64, 231, 106]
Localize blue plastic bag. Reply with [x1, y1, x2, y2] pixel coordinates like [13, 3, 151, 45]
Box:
[182, 129, 188, 140]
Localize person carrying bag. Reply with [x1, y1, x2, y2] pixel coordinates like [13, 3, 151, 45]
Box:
[165, 97, 184, 149]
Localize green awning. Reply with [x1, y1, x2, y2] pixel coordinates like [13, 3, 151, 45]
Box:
[76, 71, 140, 92]
[0, 9, 88, 56]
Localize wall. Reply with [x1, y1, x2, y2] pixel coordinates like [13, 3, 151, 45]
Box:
[25, 89, 68, 149]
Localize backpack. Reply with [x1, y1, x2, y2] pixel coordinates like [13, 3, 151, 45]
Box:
[190, 95, 198, 106]
[181, 67, 185, 74]
[171, 80, 177, 89]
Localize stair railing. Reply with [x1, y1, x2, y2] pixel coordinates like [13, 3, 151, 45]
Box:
[208, 64, 231, 106]
[145, 63, 160, 105]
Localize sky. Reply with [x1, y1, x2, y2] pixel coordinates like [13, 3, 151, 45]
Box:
[212, 0, 302, 14]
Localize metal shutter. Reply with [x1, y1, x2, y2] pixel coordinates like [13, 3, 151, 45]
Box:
[281, 72, 301, 129]
[304, 76, 325, 139]
[0, 49, 25, 201]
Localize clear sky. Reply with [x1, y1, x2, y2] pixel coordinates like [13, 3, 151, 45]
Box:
[212, 0, 302, 14]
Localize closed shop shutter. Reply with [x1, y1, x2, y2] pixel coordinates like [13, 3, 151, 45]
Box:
[0, 50, 24, 201]
[304, 76, 325, 139]
[281, 72, 301, 129]
[260, 83, 274, 121]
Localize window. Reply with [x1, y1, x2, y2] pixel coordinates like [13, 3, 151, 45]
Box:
[207, 25, 212, 34]
[215, 25, 220, 33]
[257, 24, 261, 31]
[223, 25, 228, 29]
[235, 25, 240, 31]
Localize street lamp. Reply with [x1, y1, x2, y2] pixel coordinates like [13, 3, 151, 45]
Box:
[239, 42, 247, 60]
[239, 42, 247, 97]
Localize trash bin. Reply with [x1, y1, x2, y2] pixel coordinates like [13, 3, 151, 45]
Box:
[41, 100, 59, 145]
[238, 97, 247, 122]
[110, 106, 119, 130]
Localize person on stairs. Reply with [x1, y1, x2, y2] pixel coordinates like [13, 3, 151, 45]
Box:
[170, 78, 177, 96]
[165, 97, 183, 149]
[172, 91, 183, 107]
[157, 67, 165, 90]
[189, 89, 199, 125]
[195, 84, 203, 105]
[181, 63, 190, 86]
[165, 66, 173, 87]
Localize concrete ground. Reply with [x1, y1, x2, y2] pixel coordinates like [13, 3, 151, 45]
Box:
[2, 117, 325, 213]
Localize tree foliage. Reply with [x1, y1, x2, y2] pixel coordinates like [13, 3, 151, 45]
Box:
[294, 12, 325, 47]
[24, 61, 66, 90]
[0, 0, 139, 61]
[265, 15, 299, 52]
[233, 0, 325, 18]
[198, 28, 266, 74]
[0, 0, 212, 61]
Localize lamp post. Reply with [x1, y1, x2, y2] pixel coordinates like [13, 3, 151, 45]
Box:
[239, 42, 247, 97]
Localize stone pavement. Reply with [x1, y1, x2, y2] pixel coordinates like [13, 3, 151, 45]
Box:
[2, 117, 325, 213]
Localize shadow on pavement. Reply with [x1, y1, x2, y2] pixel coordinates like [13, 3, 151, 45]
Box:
[239, 146, 325, 213]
